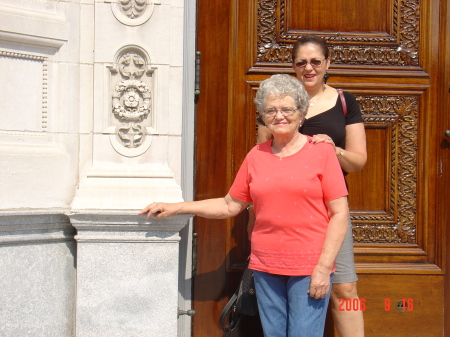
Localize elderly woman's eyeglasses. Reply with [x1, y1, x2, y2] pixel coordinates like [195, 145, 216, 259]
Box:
[262, 108, 298, 118]
[294, 58, 326, 68]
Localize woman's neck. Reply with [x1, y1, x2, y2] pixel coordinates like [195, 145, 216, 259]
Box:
[272, 132, 306, 160]
[272, 132, 302, 151]
[308, 84, 327, 98]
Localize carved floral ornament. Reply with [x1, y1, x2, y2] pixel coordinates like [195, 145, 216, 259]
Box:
[108, 47, 155, 157]
[352, 95, 418, 244]
[120, 0, 147, 19]
[111, 0, 158, 26]
[256, 0, 420, 66]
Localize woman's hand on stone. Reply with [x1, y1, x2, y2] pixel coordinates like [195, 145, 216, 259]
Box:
[139, 202, 181, 219]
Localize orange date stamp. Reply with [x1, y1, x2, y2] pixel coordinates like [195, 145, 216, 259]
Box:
[338, 298, 414, 312]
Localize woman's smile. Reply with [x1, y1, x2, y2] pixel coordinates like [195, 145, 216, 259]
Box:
[304, 73, 316, 81]
[273, 120, 289, 126]
[262, 95, 304, 136]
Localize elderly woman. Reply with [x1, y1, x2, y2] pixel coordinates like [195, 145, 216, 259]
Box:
[255, 36, 367, 336]
[140, 74, 349, 337]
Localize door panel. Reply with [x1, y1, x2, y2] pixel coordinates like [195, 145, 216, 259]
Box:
[195, 0, 447, 335]
[356, 274, 443, 336]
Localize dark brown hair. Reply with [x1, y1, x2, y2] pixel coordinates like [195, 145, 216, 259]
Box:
[291, 35, 329, 63]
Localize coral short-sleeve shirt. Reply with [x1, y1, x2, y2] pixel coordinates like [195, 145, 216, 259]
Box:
[229, 137, 348, 276]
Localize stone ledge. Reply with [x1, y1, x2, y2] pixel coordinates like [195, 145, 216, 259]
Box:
[0, 3, 68, 49]
[0, 209, 74, 244]
[68, 210, 193, 243]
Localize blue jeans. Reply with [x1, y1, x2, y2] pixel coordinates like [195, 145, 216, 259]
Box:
[253, 270, 332, 337]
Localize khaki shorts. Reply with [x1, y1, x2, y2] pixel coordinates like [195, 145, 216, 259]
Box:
[332, 216, 358, 284]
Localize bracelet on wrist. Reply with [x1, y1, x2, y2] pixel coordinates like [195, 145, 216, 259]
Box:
[337, 148, 344, 158]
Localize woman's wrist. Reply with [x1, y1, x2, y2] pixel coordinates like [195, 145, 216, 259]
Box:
[313, 263, 333, 274]
[336, 147, 344, 159]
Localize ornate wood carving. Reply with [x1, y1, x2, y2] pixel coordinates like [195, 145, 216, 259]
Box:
[352, 95, 418, 243]
[256, 0, 420, 66]
[254, 0, 421, 243]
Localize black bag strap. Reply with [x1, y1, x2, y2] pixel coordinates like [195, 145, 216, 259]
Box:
[219, 290, 241, 336]
[219, 257, 253, 335]
[337, 89, 347, 117]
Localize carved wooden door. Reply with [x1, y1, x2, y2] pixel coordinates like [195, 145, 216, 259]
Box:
[194, 0, 449, 336]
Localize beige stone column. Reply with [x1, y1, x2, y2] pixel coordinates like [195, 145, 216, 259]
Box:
[68, 211, 192, 337]
[69, 1, 189, 335]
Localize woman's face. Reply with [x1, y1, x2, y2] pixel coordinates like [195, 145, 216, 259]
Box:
[262, 95, 304, 138]
[292, 43, 330, 92]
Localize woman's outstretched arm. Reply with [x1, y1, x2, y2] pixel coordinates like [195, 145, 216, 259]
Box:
[139, 193, 249, 220]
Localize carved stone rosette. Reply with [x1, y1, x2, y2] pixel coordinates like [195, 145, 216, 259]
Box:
[108, 46, 155, 157]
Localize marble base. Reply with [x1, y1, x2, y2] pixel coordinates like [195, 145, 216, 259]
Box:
[68, 210, 192, 337]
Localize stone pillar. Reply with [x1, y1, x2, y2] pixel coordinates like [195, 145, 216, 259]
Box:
[68, 211, 192, 337]
[67, 1, 191, 335]
[0, 210, 76, 336]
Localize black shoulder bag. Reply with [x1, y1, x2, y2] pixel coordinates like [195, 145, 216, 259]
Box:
[219, 265, 259, 336]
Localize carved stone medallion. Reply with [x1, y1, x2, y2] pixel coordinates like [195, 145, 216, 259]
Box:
[108, 46, 155, 157]
[111, 0, 155, 26]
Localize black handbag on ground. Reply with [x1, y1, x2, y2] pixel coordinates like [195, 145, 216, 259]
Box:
[219, 266, 260, 336]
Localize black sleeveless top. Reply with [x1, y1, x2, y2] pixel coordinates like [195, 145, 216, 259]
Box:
[300, 91, 363, 149]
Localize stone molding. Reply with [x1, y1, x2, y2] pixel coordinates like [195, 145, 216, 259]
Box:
[0, 2, 68, 49]
[0, 50, 49, 131]
[68, 210, 193, 243]
[0, 210, 193, 245]
[0, 210, 74, 245]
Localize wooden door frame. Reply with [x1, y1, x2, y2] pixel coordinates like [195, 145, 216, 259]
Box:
[440, 0, 450, 332]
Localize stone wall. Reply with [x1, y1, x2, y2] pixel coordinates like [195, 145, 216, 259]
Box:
[0, 1, 192, 336]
